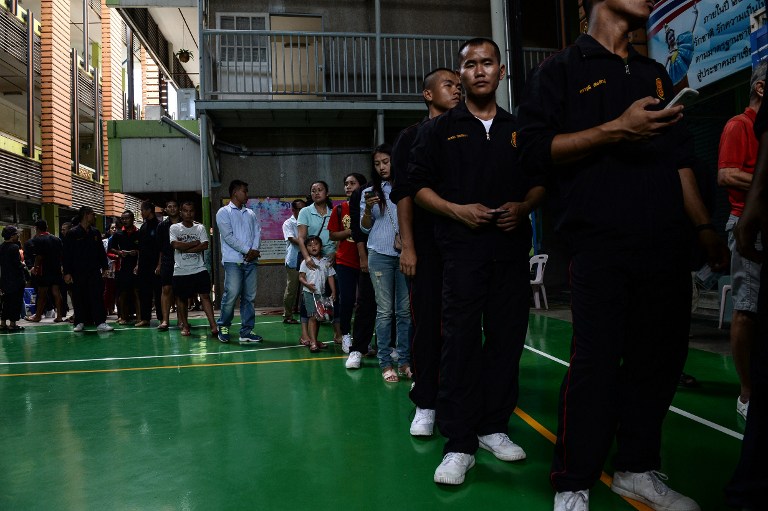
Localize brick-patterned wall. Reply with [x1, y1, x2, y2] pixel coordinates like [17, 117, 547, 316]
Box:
[101, 1, 125, 216]
[41, 0, 72, 206]
[144, 50, 161, 108]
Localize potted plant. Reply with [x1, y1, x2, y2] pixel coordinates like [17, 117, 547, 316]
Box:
[176, 48, 193, 63]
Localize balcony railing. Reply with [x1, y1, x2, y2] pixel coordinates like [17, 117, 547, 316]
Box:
[201, 29, 557, 102]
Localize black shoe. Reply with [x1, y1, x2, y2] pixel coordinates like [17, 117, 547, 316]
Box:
[678, 373, 699, 388]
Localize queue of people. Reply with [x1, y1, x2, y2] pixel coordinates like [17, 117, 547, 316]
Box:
[1, 8, 764, 509]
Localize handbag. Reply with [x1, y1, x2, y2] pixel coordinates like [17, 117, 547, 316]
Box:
[313, 293, 334, 323]
[385, 206, 402, 253]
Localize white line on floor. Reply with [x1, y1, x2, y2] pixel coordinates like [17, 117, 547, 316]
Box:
[523, 344, 745, 441]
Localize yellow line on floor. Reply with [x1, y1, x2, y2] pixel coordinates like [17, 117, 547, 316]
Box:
[514, 408, 653, 511]
[0, 356, 347, 378]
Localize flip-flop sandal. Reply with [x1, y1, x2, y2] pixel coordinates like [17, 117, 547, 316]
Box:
[283, 318, 299, 324]
[180, 329, 191, 337]
[398, 365, 413, 379]
[53, 318, 65, 323]
[309, 343, 322, 353]
[25, 316, 41, 322]
[300, 338, 311, 346]
[157, 323, 169, 331]
[382, 368, 399, 383]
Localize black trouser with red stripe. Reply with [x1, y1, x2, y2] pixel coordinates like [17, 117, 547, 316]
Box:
[408, 249, 443, 410]
[138, 270, 162, 321]
[551, 249, 691, 491]
[72, 270, 107, 326]
[437, 254, 530, 454]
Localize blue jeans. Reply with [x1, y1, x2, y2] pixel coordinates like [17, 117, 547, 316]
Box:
[368, 250, 411, 369]
[217, 261, 257, 335]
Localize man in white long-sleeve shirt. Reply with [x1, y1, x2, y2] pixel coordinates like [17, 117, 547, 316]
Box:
[215, 179, 262, 344]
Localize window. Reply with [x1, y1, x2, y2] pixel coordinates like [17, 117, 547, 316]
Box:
[217, 14, 269, 64]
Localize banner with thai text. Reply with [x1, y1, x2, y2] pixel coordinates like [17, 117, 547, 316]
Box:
[648, 0, 763, 89]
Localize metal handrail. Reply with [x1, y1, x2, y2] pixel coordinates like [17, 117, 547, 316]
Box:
[200, 29, 471, 100]
[200, 29, 557, 102]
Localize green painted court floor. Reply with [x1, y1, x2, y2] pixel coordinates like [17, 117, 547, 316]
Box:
[0, 313, 743, 510]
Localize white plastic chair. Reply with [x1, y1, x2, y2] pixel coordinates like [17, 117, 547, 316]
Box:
[719, 284, 732, 329]
[530, 254, 548, 310]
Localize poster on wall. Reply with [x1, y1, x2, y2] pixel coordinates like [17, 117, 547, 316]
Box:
[647, 0, 763, 90]
[221, 197, 346, 265]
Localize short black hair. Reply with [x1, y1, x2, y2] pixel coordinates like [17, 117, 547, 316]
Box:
[229, 179, 248, 197]
[305, 235, 323, 248]
[181, 201, 195, 209]
[121, 210, 134, 220]
[78, 206, 94, 217]
[291, 199, 307, 209]
[422, 67, 457, 91]
[458, 38, 501, 65]
[35, 220, 48, 232]
[141, 200, 154, 212]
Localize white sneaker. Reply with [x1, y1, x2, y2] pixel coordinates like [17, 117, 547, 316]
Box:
[73, 323, 85, 332]
[97, 322, 114, 332]
[345, 351, 362, 369]
[478, 432, 526, 461]
[737, 397, 749, 419]
[433, 452, 475, 485]
[341, 334, 352, 354]
[554, 490, 589, 511]
[410, 407, 436, 436]
[611, 471, 700, 511]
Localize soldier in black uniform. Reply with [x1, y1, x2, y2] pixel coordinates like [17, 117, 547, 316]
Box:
[63, 206, 113, 332]
[137, 201, 162, 326]
[408, 38, 545, 486]
[390, 67, 460, 438]
[109, 210, 141, 325]
[517, 0, 727, 508]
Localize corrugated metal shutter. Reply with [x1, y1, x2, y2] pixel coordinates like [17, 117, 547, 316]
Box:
[71, 175, 104, 214]
[124, 195, 142, 220]
[0, 150, 42, 201]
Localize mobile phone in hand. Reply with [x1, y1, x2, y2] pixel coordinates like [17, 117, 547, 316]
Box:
[664, 87, 699, 109]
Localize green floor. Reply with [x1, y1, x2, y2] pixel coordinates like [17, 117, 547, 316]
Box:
[0, 314, 743, 510]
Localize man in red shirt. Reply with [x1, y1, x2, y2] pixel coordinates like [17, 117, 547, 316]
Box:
[718, 61, 766, 421]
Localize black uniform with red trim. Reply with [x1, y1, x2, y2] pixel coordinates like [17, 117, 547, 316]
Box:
[408, 101, 543, 455]
[63, 224, 108, 325]
[518, 34, 694, 491]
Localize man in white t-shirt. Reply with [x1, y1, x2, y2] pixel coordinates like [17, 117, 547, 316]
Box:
[170, 201, 218, 337]
[282, 198, 306, 324]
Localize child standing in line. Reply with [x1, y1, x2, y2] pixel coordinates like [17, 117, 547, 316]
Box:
[299, 235, 336, 353]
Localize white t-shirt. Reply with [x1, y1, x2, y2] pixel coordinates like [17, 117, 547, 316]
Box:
[282, 215, 299, 266]
[299, 256, 336, 294]
[169, 222, 209, 276]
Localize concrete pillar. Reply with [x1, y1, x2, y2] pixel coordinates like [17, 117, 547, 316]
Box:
[41, 203, 59, 235]
[490, 0, 511, 111]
